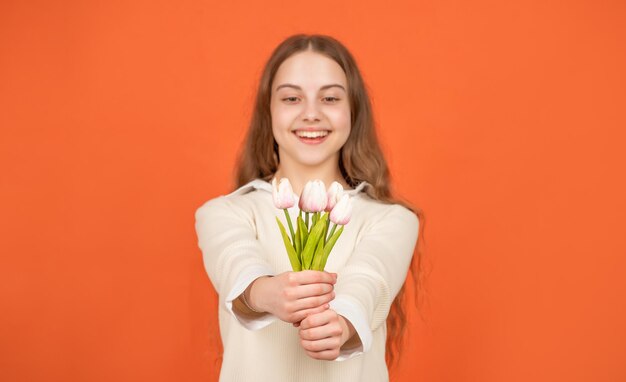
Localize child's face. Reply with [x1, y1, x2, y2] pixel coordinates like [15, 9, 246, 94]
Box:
[270, 50, 351, 170]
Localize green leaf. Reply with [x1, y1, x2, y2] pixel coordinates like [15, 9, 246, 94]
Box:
[276, 217, 301, 271]
[323, 213, 330, 244]
[298, 216, 308, 264]
[294, 219, 302, 256]
[319, 225, 344, 270]
[310, 235, 325, 270]
[283, 209, 296, 246]
[301, 213, 328, 270]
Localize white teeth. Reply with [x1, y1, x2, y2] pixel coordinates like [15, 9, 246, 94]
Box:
[295, 131, 329, 138]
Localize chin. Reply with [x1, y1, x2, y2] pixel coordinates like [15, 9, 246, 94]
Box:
[295, 155, 334, 167]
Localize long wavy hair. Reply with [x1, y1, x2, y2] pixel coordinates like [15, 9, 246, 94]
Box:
[232, 34, 428, 371]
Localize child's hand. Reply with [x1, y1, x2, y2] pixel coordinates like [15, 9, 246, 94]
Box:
[246, 270, 337, 323]
[298, 309, 356, 361]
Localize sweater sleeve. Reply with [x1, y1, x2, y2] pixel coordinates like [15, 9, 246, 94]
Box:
[194, 195, 278, 329]
[329, 204, 419, 359]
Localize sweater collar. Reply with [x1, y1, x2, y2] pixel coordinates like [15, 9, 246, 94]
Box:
[228, 178, 371, 197]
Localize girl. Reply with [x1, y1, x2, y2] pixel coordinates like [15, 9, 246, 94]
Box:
[195, 34, 424, 381]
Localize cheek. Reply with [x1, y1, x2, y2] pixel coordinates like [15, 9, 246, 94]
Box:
[328, 107, 351, 131]
[271, 107, 297, 147]
[271, 105, 300, 128]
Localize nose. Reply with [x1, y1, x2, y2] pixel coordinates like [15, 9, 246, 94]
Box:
[301, 99, 321, 122]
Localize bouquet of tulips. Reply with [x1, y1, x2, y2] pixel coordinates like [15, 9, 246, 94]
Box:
[272, 178, 353, 272]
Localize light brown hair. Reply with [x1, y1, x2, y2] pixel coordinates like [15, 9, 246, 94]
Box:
[232, 33, 427, 370]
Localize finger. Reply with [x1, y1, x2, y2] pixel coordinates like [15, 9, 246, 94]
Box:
[300, 337, 341, 352]
[292, 304, 329, 323]
[305, 349, 340, 361]
[293, 270, 337, 285]
[293, 292, 335, 311]
[300, 309, 333, 330]
[294, 283, 334, 299]
[300, 321, 342, 341]
[299, 325, 330, 341]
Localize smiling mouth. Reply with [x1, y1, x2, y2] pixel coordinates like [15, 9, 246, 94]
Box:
[294, 130, 330, 138]
[293, 130, 330, 144]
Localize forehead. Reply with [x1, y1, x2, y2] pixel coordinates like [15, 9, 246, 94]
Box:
[272, 51, 347, 90]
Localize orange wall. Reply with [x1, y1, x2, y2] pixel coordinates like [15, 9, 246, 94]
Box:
[1, 1, 625, 381]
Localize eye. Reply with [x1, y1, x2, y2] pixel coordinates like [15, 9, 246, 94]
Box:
[282, 97, 299, 103]
[323, 96, 340, 103]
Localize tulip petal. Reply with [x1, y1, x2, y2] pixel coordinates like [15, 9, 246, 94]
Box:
[329, 194, 352, 225]
[300, 180, 327, 213]
[272, 177, 296, 209]
[326, 181, 344, 212]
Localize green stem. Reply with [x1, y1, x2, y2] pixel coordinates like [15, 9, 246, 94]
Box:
[283, 209, 295, 246]
[328, 223, 337, 241]
[324, 216, 330, 244]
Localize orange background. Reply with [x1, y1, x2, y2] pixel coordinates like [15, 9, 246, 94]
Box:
[1, 1, 625, 381]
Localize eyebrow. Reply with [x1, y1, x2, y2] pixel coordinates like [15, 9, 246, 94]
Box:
[275, 83, 346, 92]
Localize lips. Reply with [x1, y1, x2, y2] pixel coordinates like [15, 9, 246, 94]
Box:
[293, 130, 330, 145]
[293, 127, 330, 132]
[295, 130, 329, 138]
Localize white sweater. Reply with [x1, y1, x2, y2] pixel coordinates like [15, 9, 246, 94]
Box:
[194, 178, 419, 382]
